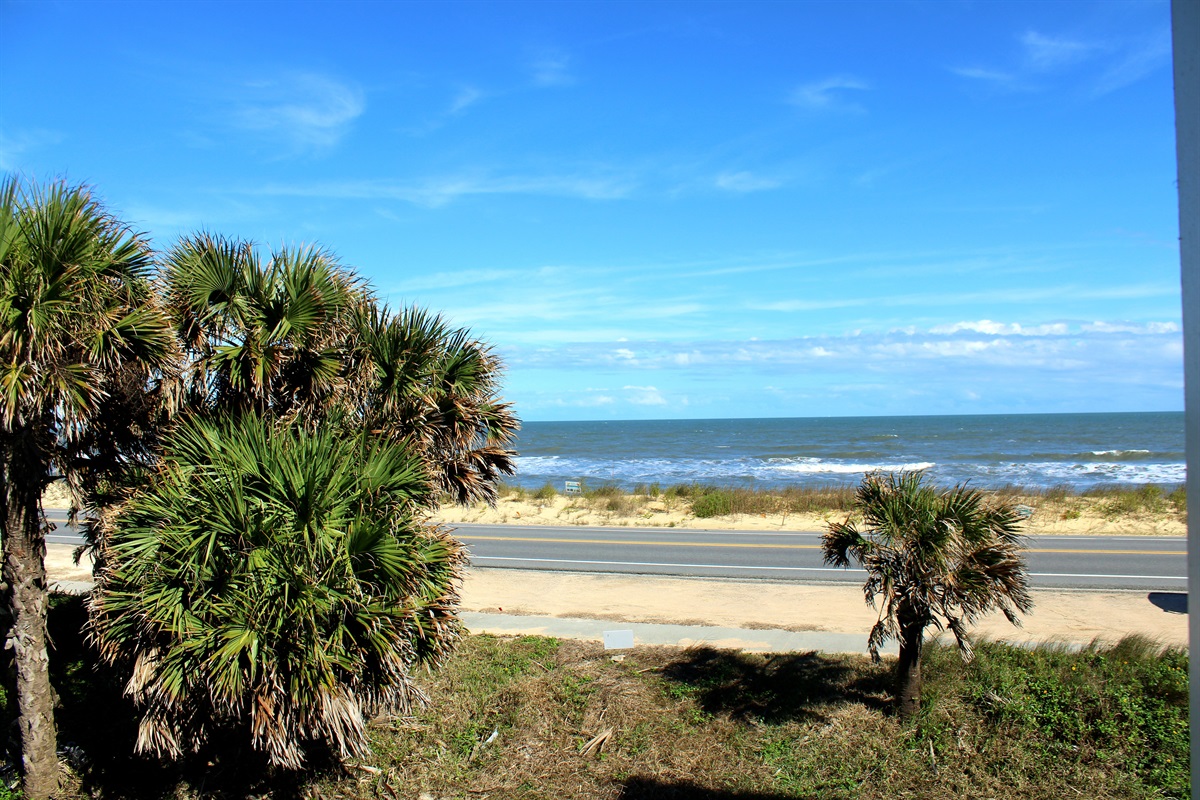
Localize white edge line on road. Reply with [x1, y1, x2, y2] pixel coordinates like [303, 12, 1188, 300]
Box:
[472, 556, 865, 572]
[453, 525, 823, 538]
[1029, 572, 1187, 580]
[473, 556, 1186, 581]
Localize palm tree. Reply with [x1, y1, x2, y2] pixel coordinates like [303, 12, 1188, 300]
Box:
[0, 178, 175, 798]
[348, 304, 518, 505]
[162, 232, 366, 419]
[822, 471, 1033, 720]
[87, 414, 464, 768]
[161, 234, 518, 505]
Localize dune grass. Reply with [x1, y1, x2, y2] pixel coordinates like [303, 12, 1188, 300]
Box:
[21, 596, 1188, 799]
[495, 480, 1185, 523]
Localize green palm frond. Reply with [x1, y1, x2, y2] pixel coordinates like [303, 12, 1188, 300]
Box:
[88, 414, 459, 768]
[822, 470, 1032, 664]
[1, 176, 178, 467]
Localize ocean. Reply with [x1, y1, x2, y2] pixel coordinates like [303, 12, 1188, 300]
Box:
[507, 412, 1185, 491]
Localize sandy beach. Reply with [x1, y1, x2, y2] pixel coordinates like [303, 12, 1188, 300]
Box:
[430, 491, 1187, 537]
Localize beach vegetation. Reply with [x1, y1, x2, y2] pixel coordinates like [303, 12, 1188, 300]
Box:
[692, 489, 734, 518]
[0, 178, 177, 798]
[823, 471, 1032, 719]
[533, 482, 558, 501]
[0, 192, 516, 785]
[1169, 485, 1186, 516]
[87, 413, 463, 769]
[483, 480, 1184, 531]
[1090, 484, 1170, 518]
[160, 233, 519, 507]
[35, 609, 1189, 799]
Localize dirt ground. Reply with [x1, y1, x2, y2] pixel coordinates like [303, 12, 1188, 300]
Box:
[457, 567, 1188, 648]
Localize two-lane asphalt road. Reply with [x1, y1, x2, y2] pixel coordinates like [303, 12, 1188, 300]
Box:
[42, 510, 1187, 591]
[450, 522, 1186, 592]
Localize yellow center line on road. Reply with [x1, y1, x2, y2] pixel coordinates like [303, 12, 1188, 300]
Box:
[460, 534, 1182, 556]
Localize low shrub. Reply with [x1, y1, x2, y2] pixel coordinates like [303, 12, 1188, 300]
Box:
[692, 491, 734, 518]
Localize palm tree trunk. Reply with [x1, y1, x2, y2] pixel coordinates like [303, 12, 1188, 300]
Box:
[894, 618, 925, 721]
[2, 465, 59, 799]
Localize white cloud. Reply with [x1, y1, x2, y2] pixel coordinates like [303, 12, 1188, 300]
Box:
[251, 171, 635, 207]
[0, 129, 64, 170]
[1020, 31, 1096, 71]
[952, 27, 1169, 98]
[530, 49, 575, 87]
[715, 171, 783, 193]
[789, 75, 869, 113]
[235, 72, 364, 153]
[929, 320, 1069, 336]
[1081, 321, 1180, 334]
[624, 385, 668, 405]
[388, 268, 524, 294]
[501, 320, 1183, 379]
[1092, 30, 1172, 96]
[449, 86, 484, 114]
[949, 66, 1016, 85]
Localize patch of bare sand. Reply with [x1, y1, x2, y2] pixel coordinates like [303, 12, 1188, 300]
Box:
[432, 494, 1187, 536]
[41, 545, 1184, 651]
[45, 543, 94, 584]
[459, 567, 1187, 648]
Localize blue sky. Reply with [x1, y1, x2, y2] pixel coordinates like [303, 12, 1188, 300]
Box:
[1, 0, 1182, 421]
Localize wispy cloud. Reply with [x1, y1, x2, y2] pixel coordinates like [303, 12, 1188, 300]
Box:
[250, 171, 635, 207]
[949, 66, 1016, 85]
[233, 72, 364, 154]
[789, 75, 869, 113]
[530, 48, 575, 87]
[624, 385, 668, 406]
[752, 282, 1178, 313]
[449, 85, 484, 114]
[928, 320, 1069, 336]
[1092, 29, 1171, 96]
[1020, 31, 1097, 71]
[0, 129, 64, 171]
[952, 26, 1169, 97]
[502, 320, 1183, 377]
[714, 171, 783, 193]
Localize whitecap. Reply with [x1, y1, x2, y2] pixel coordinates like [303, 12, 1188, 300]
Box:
[774, 460, 936, 475]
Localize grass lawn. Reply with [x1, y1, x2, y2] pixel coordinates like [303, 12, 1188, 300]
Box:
[3, 597, 1188, 799]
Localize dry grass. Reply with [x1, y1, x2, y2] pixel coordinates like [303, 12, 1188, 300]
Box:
[494, 481, 1185, 527]
[320, 635, 1187, 800]
[29, 604, 1189, 800]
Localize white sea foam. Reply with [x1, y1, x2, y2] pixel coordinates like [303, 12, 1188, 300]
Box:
[512, 455, 1184, 490]
[773, 460, 936, 475]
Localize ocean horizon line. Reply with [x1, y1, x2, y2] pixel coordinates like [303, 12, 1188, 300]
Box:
[518, 409, 1184, 426]
[505, 412, 1185, 491]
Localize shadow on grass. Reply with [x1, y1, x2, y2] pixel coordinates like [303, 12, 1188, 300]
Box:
[45, 595, 340, 799]
[658, 647, 890, 724]
[1148, 591, 1187, 614]
[617, 777, 797, 799]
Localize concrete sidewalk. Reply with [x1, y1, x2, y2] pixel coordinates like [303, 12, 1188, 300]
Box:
[461, 611, 895, 654]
